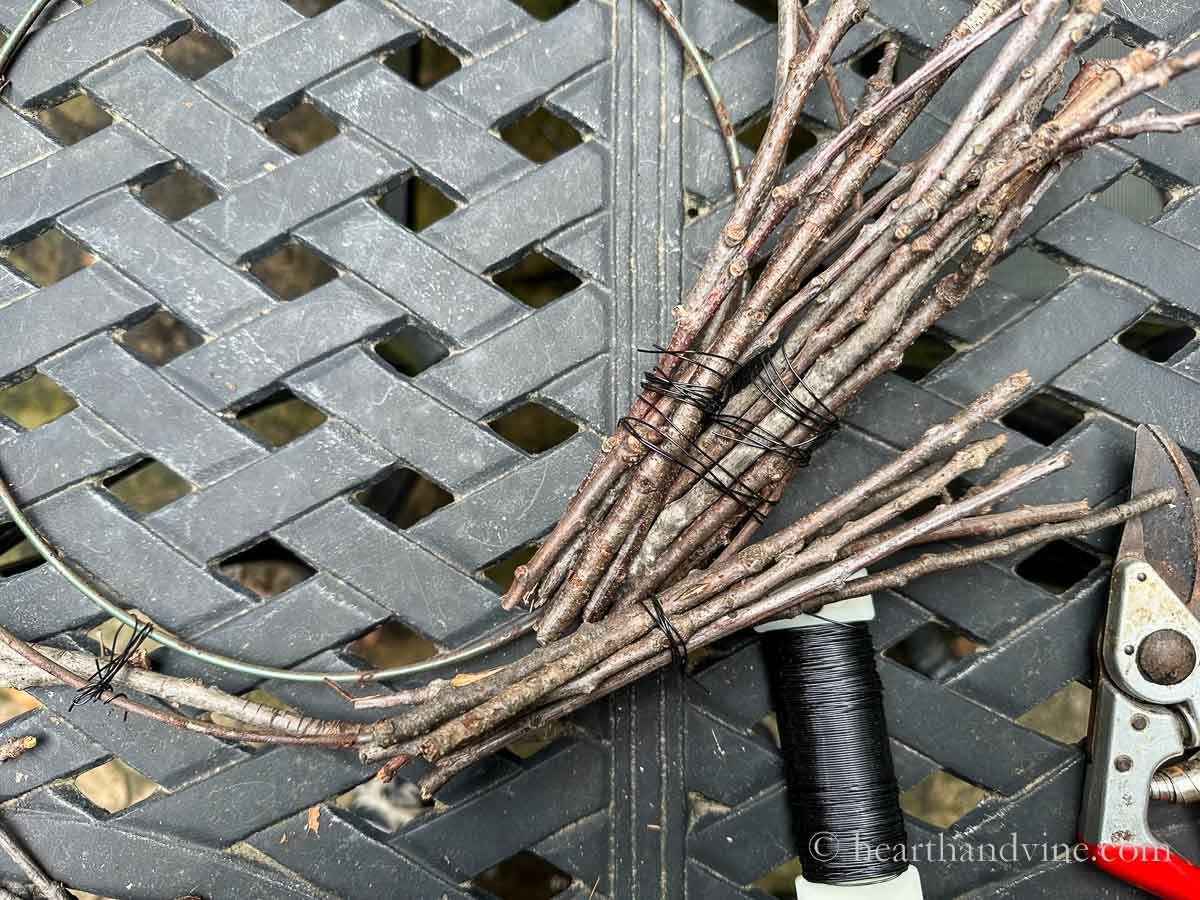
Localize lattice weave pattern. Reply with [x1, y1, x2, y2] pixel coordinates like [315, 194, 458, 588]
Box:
[0, 0, 1195, 897]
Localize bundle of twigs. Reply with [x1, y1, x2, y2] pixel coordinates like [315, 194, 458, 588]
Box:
[0, 0, 1198, 809]
[501, 0, 1200, 646]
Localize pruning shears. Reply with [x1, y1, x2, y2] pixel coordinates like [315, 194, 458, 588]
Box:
[1081, 425, 1200, 898]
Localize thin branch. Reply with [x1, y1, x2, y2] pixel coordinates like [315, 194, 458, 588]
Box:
[1067, 107, 1200, 149]
[0, 737, 36, 764]
[0, 625, 365, 746]
[841, 500, 1091, 555]
[649, 372, 1032, 616]
[646, 0, 744, 191]
[0, 817, 68, 900]
[798, 5, 852, 134]
[818, 490, 1173, 603]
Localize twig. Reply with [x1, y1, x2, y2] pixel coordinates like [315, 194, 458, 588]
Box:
[0, 627, 368, 746]
[1067, 108, 1200, 149]
[818, 490, 1173, 604]
[645, 0, 743, 191]
[408, 451, 1128, 787]
[841, 500, 1092, 555]
[798, 5, 852, 135]
[648, 372, 1032, 617]
[0, 816, 68, 900]
[0, 644, 369, 740]
[537, 1, 1028, 640]
[411, 448, 1068, 763]
[503, 0, 869, 615]
[0, 737, 35, 764]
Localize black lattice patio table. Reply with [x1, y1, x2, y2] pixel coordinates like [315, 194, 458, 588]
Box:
[1, 0, 1199, 897]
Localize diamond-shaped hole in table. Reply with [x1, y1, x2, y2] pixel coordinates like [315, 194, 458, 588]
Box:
[900, 769, 989, 830]
[0, 372, 77, 430]
[510, 0, 578, 22]
[1094, 170, 1167, 224]
[136, 165, 218, 221]
[283, 0, 345, 17]
[375, 326, 449, 377]
[248, 241, 338, 301]
[336, 777, 434, 833]
[35, 92, 111, 146]
[357, 467, 454, 530]
[87, 611, 166, 657]
[482, 543, 538, 593]
[1017, 680, 1092, 745]
[850, 41, 924, 83]
[217, 537, 317, 599]
[732, 0, 778, 22]
[507, 724, 565, 760]
[75, 758, 162, 814]
[738, 113, 817, 167]
[1014, 540, 1099, 595]
[489, 402, 578, 455]
[1118, 310, 1197, 363]
[118, 308, 204, 367]
[345, 620, 439, 668]
[235, 388, 327, 447]
[264, 100, 340, 156]
[0, 524, 44, 579]
[378, 176, 457, 232]
[493, 251, 581, 308]
[500, 106, 583, 164]
[0, 688, 40, 724]
[1000, 392, 1085, 446]
[384, 34, 462, 90]
[884, 621, 984, 680]
[990, 245, 1069, 303]
[897, 329, 957, 382]
[3, 226, 95, 287]
[161, 26, 234, 80]
[472, 850, 573, 900]
[103, 458, 193, 516]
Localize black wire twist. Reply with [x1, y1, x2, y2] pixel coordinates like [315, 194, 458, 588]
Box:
[637, 345, 735, 416]
[763, 622, 909, 885]
[639, 594, 690, 674]
[711, 342, 840, 465]
[620, 398, 773, 521]
[70, 620, 155, 721]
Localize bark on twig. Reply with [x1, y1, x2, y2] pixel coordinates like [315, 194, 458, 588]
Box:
[819, 491, 1173, 603]
[0, 818, 68, 900]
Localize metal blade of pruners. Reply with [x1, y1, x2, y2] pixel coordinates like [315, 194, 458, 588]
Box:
[1117, 425, 1200, 616]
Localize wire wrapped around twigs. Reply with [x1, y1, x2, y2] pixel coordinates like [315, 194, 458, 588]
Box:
[638, 346, 737, 415]
[619, 397, 773, 520]
[710, 344, 840, 464]
[69, 620, 155, 720]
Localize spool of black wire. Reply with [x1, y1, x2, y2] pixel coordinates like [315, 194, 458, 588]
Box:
[762, 617, 914, 892]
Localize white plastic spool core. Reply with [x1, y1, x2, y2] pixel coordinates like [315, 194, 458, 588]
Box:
[754, 569, 875, 633]
[795, 865, 923, 899]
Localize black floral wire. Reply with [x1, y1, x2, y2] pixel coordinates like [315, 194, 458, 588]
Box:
[637, 345, 736, 416]
[620, 396, 773, 521]
[711, 340, 840, 465]
[70, 620, 155, 720]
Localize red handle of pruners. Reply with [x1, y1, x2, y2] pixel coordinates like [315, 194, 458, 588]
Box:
[1085, 842, 1200, 899]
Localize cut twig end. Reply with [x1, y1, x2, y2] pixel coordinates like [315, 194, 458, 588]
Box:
[0, 735, 36, 763]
